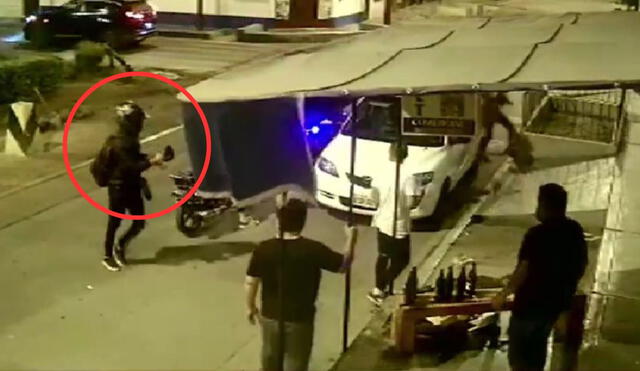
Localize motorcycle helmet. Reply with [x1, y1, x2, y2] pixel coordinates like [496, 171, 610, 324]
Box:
[115, 101, 149, 136]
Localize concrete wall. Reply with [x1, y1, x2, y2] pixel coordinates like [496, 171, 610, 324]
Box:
[0, 1, 24, 18]
[331, 0, 365, 18]
[144, 0, 195, 14]
[32, 0, 363, 27]
[208, 0, 275, 18]
[43, 0, 66, 6]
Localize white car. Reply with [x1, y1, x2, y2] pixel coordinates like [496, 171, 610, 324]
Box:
[314, 98, 485, 219]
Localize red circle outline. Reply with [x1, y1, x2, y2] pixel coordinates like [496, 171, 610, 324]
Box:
[62, 71, 211, 221]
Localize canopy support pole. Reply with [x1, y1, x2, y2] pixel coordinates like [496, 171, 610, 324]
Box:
[384, 0, 392, 25]
[277, 191, 288, 371]
[343, 99, 359, 353]
[390, 98, 401, 294]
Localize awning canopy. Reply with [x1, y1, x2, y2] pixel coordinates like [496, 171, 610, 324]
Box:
[181, 12, 640, 103]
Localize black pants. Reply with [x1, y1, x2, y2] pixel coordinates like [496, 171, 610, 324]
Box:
[261, 317, 314, 371]
[104, 185, 146, 258]
[508, 313, 559, 371]
[375, 231, 411, 293]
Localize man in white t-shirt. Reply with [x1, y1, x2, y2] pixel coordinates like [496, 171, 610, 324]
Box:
[368, 141, 422, 306]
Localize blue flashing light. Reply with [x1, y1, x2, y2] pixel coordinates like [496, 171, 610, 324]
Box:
[311, 126, 320, 135]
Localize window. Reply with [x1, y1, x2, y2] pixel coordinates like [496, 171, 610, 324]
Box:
[62, 0, 80, 10]
[81, 1, 109, 13]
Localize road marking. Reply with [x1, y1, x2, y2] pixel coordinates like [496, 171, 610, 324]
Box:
[141, 125, 182, 144]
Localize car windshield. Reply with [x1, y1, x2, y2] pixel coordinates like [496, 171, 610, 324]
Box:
[341, 101, 445, 147]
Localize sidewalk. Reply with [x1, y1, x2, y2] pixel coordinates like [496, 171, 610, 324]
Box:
[578, 91, 640, 369]
[332, 129, 618, 370]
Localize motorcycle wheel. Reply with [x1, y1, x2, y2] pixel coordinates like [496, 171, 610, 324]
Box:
[176, 205, 203, 238]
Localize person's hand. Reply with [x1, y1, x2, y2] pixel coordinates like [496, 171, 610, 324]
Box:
[247, 306, 259, 325]
[150, 153, 164, 167]
[491, 291, 507, 311]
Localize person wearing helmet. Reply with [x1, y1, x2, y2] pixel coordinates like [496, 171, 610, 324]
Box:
[98, 101, 164, 271]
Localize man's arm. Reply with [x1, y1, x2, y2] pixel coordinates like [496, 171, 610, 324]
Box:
[244, 276, 260, 325]
[339, 226, 358, 273]
[492, 261, 528, 310]
[493, 230, 534, 309]
[503, 260, 529, 297]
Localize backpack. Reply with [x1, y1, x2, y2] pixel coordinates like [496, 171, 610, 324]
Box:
[90, 136, 115, 187]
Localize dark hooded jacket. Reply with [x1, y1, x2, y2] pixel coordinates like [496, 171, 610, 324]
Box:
[99, 123, 151, 188]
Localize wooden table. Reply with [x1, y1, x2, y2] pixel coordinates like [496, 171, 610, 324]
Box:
[391, 290, 587, 353]
[391, 289, 513, 353]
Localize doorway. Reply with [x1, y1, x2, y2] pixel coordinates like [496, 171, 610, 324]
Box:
[278, 0, 320, 28]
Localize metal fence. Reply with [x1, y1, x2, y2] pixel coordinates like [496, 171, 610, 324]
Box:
[523, 89, 625, 145]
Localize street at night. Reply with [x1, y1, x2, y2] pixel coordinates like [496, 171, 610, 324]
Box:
[2, 0, 640, 370]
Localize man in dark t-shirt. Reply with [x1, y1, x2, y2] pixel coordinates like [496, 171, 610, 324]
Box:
[245, 198, 358, 371]
[493, 183, 587, 371]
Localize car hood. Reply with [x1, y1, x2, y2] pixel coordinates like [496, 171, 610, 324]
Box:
[318, 134, 448, 178]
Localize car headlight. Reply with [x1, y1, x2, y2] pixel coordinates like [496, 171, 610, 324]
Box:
[318, 157, 339, 177]
[25, 15, 37, 23]
[414, 172, 434, 186]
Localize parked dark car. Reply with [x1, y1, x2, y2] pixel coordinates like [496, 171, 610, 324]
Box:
[24, 0, 157, 48]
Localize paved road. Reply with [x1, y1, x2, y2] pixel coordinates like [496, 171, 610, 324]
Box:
[53, 36, 309, 73]
[117, 36, 308, 73]
[0, 25, 310, 73]
[0, 125, 503, 370]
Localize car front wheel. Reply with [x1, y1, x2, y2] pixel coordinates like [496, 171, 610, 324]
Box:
[30, 24, 52, 48]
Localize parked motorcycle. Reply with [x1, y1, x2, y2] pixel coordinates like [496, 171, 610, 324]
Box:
[170, 171, 233, 238]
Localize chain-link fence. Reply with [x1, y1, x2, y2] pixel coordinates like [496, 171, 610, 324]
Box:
[523, 89, 624, 145]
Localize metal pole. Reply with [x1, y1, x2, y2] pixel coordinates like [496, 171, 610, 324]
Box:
[343, 99, 358, 353]
[614, 88, 627, 147]
[196, 0, 204, 31]
[277, 191, 288, 371]
[383, 0, 392, 25]
[390, 97, 401, 294]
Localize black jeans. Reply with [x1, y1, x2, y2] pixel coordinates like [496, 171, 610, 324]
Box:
[508, 313, 559, 371]
[104, 184, 146, 258]
[375, 231, 411, 293]
[261, 317, 314, 371]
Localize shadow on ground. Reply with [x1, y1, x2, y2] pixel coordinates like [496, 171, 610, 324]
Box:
[130, 241, 255, 266]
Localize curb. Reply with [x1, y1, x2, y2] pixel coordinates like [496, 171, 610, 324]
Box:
[157, 28, 233, 40]
[237, 31, 363, 44]
[416, 157, 515, 286]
